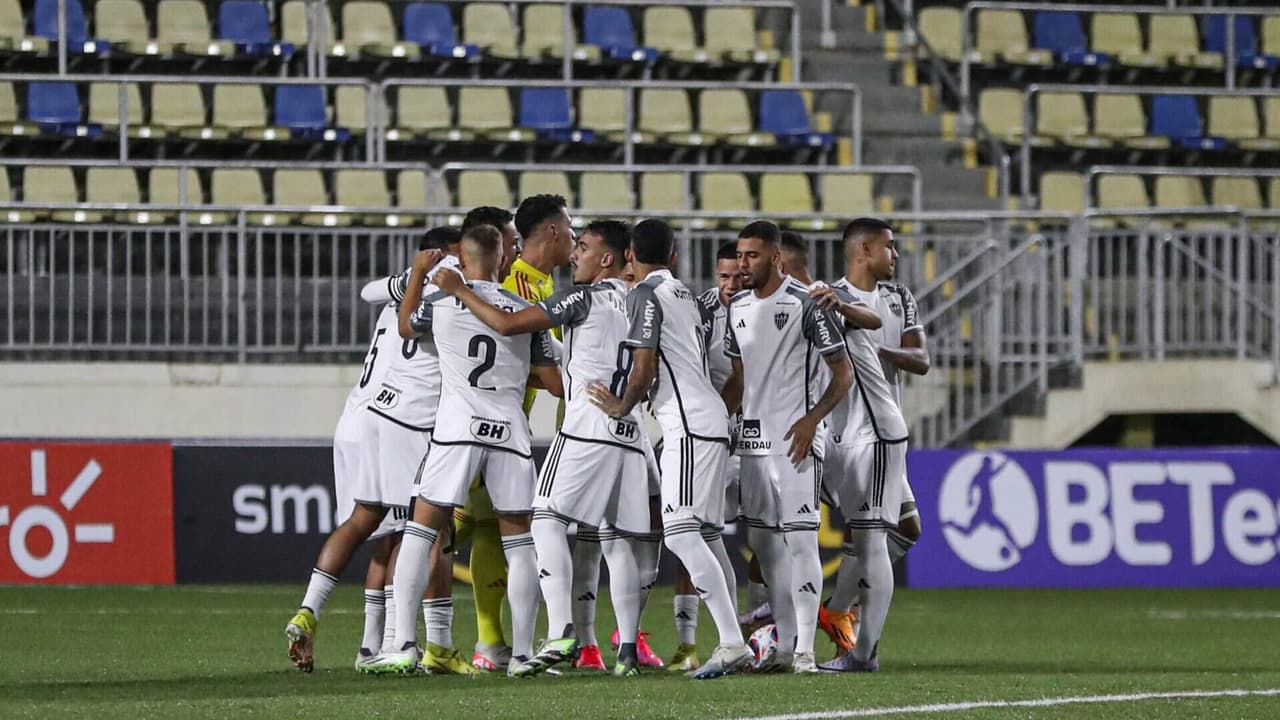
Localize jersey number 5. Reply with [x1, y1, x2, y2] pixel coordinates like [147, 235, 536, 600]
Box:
[468, 335, 497, 390]
[359, 328, 387, 388]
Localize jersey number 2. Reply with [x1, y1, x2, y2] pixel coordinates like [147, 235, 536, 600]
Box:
[468, 335, 497, 390]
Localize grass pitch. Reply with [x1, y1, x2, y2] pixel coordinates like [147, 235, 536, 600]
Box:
[0, 585, 1278, 719]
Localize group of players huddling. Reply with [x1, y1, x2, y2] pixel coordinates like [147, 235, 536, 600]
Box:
[284, 194, 929, 679]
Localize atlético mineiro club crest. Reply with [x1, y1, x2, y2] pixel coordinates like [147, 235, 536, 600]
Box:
[774, 312, 788, 330]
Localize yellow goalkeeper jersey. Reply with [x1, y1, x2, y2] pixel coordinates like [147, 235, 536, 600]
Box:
[502, 257, 561, 415]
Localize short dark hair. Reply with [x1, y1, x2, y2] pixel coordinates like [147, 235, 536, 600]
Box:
[514, 194, 567, 240]
[631, 219, 674, 265]
[420, 225, 462, 251]
[738, 220, 781, 245]
[584, 220, 630, 267]
[780, 230, 807, 258]
[842, 217, 893, 244]
[715, 241, 738, 262]
[461, 223, 502, 258]
[462, 206, 513, 233]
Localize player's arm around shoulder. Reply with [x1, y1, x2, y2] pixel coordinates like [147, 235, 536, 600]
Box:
[720, 300, 744, 414]
[881, 284, 931, 375]
[529, 327, 564, 398]
[811, 284, 881, 331]
[438, 270, 556, 337]
[397, 249, 445, 338]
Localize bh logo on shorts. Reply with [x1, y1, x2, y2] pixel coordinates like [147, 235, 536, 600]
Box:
[937, 451, 1038, 572]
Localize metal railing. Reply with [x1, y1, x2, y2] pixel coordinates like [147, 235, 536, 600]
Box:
[960, 2, 1280, 109]
[1020, 83, 1279, 203]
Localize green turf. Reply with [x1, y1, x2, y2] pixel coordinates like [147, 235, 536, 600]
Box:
[0, 585, 1278, 719]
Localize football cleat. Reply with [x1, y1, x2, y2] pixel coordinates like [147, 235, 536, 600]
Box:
[359, 644, 422, 675]
[613, 658, 639, 677]
[285, 608, 317, 673]
[817, 603, 857, 657]
[667, 643, 700, 672]
[572, 644, 608, 671]
[611, 628, 664, 668]
[424, 642, 481, 675]
[818, 653, 879, 673]
[353, 647, 378, 672]
[511, 637, 578, 678]
[738, 602, 773, 631]
[792, 651, 822, 674]
[688, 644, 753, 680]
[473, 642, 513, 672]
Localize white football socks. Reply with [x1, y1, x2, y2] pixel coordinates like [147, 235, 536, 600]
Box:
[361, 589, 385, 652]
[422, 597, 453, 648]
[392, 522, 437, 650]
[502, 531, 539, 660]
[750, 526, 796, 654]
[673, 593, 699, 645]
[600, 532, 641, 647]
[300, 568, 337, 619]
[531, 514, 575, 640]
[783, 528, 822, 655]
[887, 526, 916, 565]
[829, 540, 860, 611]
[571, 525, 603, 646]
[380, 584, 396, 653]
[635, 535, 661, 618]
[703, 529, 739, 617]
[850, 528, 893, 663]
[663, 521, 743, 647]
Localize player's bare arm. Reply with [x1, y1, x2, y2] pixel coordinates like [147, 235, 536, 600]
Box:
[783, 353, 852, 466]
[529, 363, 565, 398]
[587, 346, 655, 419]
[879, 329, 931, 375]
[809, 286, 882, 330]
[721, 357, 744, 415]
[396, 249, 444, 338]
[436, 269, 555, 337]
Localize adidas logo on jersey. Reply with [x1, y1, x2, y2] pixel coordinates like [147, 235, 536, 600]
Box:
[736, 318, 746, 329]
[798, 582, 818, 594]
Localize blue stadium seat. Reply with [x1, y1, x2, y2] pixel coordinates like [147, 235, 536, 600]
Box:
[518, 88, 593, 142]
[403, 3, 479, 59]
[1033, 12, 1109, 66]
[274, 85, 350, 142]
[1151, 95, 1225, 151]
[583, 6, 657, 62]
[34, 0, 110, 54]
[27, 82, 102, 137]
[759, 90, 833, 148]
[1204, 16, 1278, 71]
[219, 1, 295, 58]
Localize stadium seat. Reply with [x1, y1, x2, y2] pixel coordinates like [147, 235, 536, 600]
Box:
[1269, 178, 1280, 210]
[219, 1, 293, 58]
[88, 82, 156, 138]
[1039, 171, 1084, 214]
[335, 86, 369, 136]
[0, 169, 33, 223]
[1093, 94, 1169, 150]
[976, 9, 1052, 66]
[458, 87, 532, 142]
[1037, 92, 1108, 148]
[86, 167, 158, 223]
[456, 170, 512, 210]
[644, 7, 708, 64]
[1262, 97, 1280, 146]
[519, 88, 591, 142]
[578, 172, 633, 215]
[1148, 15, 1222, 70]
[147, 167, 205, 222]
[1090, 13, 1160, 68]
[583, 6, 657, 62]
[1204, 16, 1277, 71]
[1265, 16, 1280, 58]
[27, 82, 102, 137]
[820, 173, 877, 216]
[1096, 174, 1150, 226]
[388, 86, 467, 141]
[1208, 96, 1277, 151]
[759, 91, 834, 148]
[578, 88, 648, 143]
[0, 82, 37, 136]
[698, 172, 753, 229]
[979, 88, 1046, 145]
[704, 7, 779, 64]
[1211, 177, 1262, 211]
[335, 169, 414, 227]
[396, 170, 429, 213]
[521, 4, 596, 60]
[1, 0, 48, 54]
[282, 0, 338, 55]
[214, 84, 289, 140]
[341, 1, 419, 59]
[639, 171, 688, 222]
[157, 0, 234, 56]
[1151, 96, 1225, 151]
[918, 7, 964, 62]
[638, 88, 701, 145]
[403, 3, 478, 59]
[462, 3, 520, 60]
[275, 85, 350, 141]
[34, 0, 109, 54]
[1033, 12, 1108, 66]
[95, 0, 169, 55]
[1155, 175, 1209, 221]
[761, 173, 835, 231]
[518, 171, 574, 207]
[24, 166, 96, 222]
[700, 89, 775, 147]
[211, 168, 270, 224]
[152, 83, 226, 140]
[273, 169, 346, 228]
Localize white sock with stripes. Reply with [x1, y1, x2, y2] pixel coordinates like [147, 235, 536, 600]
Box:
[850, 528, 893, 663]
[600, 532, 641, 648]
[784, 528, 822, 655]
[750, 525, 796, 655]
[571, 525, 603, 646]
[380, 585, 396, 653]
[663, 522, 744, 647]
[300, 569, 338, 619]
[673, 594, 699, 645]
[888, 525, 917, 565]
[502, 531, 540, 660]
[422, 598, 453, 648]
[829, 540, 860, 611]
[393, 522, 437, 651]
[361, 589, 385, 652]
[702, 529, 739, 617]
[531, 515, 574, 641]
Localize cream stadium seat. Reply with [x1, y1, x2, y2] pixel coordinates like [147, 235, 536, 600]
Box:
[88, 82, 158, 138]
[1096, 174, 1150, 227]
[463, 3, 520, 60]
[336, 169, 413, 227]
[1252, 97, 1280, 152]
[0, 169, 35, 223]
[821, 173, 878, 217]
[698, 172, 753, 230]
[1093, 94, 1170, 150]
[152, 83, 228, 140]
[157, 0, 235, 56]
[1208, 96, 1277, 152]
[1269, 178, 1280, 209]
[578, 172, 633, 218]
[396, 170, 429, 217]
[639, 171, 689, 225]
[1037, 91, 1109, 148]
[704, 7, 779, 64]
[1149, 15, 1222, 70]
[518, 172, 574, 208]
[282, 0, 340, 56]
[644, 7, 708, 63]
[578, 88, 650, 144]
[0, 0, 48, 53]
[389, 86, 469, 142]
[977, 9, 1052, 66]
[86, 167, 160, 223]
[638, 88, 702, 145]
[148, 167, 205, 223]
[457, 87, 533, 142]
[699, 89, 775, 147]
[1155, 175, 1207, 209]
[274, 169, 341, 227]
[335, 86, 368, 136]
[1090, 13, 1160, 68]
[341, 1, 419, 59]
[96, 0, 171, 55]
[0, 82, 38, 136]
[979, 88, 1049, 145]
[212, 168, 272, 225]
[761, 173, 835, 231]
[919, 7, 964, 62]
[456, 170, 512, 211]
[25, 167, 97, 223]
[213, 84, 289, 141]
[1210, 177, 1262, 211]
[522, 4, 597, 60]
[1265, 16, 1280, 58]
[1039, 171, 1085, 214]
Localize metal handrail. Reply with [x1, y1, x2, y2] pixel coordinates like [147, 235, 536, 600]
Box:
[1082, 164, 1280, 214]
[961, 1, 1280, 106]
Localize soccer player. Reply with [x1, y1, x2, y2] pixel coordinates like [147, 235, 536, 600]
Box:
[666, 241, 743, 671]
[811, 218, 913, 673]
[366, 224, 563, 675]
[720, 221, 852, 674]
[588, 219, 752, 680]
[437, 220, 652, 677]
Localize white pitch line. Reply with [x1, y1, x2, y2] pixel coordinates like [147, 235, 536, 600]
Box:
[722, 688, 1280, 720]
[1148, 609, 1280, 621]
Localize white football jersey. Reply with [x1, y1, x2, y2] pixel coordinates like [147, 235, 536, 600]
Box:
[345, 305, 400, 412]
[410, 279, 557, 457]
[828, 283, 910, 445]
[539, 278, 645, 449]
[626, 269, 729, 442]
[830, 277, 922, 406]
[725, 277, 845, 456]
[697, 288, 732, 393]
